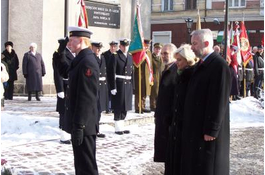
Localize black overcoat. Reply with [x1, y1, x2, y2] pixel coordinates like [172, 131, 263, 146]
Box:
[52, 49, 74, 115]
[95, 54, 108, 112]
[108, 50, 133, 111]
[154, 63, 177, 162]
[181, 52, 231, 175]
[64, 48, 99, 136]
[165, 66, 194, 175]
[22, 52, 46, 92]
[2, 50, 19, 81]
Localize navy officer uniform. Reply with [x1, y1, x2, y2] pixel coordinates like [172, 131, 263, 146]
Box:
[66, 26, 99, 175]
[108, 38, 134, 135]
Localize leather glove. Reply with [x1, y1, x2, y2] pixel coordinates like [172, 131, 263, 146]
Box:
[57, 92, 65, 99]
[58, 37, 69, 54]
[24, 74, 28, 78]
[72, 125, 84, 146]
[111, 89, 117, 95]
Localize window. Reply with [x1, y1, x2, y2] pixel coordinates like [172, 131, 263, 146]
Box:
[152, 31, 172, 47]
[229, 0, 246, 7]
[186, 0, 197, 10]
[162, 0, 173, 11]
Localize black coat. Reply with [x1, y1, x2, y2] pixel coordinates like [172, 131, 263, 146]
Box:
[181, 52, 231, 175]
[2, 50, 19, 81]
[108, 50, 133, 111]
[52, 48, 74, 115]
[95, 54, 108, 112]
[245, 59, 254, 82]
[154, 63, 177, 162]
[64, 48, 99, 136]
[165, 66, 194, 175]
[253, 52, 264, 77]
[22, 52, 46, 92]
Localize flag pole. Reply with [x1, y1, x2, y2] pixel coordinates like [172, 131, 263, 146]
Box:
[223, 0, 229, 61]
[138, 1, 142, 114]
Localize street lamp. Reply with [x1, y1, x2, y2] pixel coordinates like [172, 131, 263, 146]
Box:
[185, 17, 193, 43]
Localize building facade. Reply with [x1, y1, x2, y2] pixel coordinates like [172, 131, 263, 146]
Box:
[151, 0, 264, 47]
[1, 0, 151, 95]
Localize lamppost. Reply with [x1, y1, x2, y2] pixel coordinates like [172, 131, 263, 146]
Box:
[185, 17, 193, 43]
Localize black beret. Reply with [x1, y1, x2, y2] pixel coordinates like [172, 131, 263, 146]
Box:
[144, 39, 151, 44]
[5, 41, 13, 48]
[257, 45, 263, 49]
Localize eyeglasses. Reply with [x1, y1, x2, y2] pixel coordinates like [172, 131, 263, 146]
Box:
[161, 52, 169, 55]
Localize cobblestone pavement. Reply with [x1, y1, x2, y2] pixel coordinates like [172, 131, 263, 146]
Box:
[1, 97, 264, 175]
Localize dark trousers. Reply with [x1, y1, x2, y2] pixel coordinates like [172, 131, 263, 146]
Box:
[72, 135, 98, 175]
[4, 80, 14, 100]
[114, 111, 127, 121]
[254, 74, 264, 98]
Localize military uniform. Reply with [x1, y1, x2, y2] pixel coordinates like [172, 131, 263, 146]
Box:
[253, 50, 264, 98]
[134, 49, 152, 112]
[67, 26, 99, 175]
[108, 39, 133, 134]
[150, 46, 163, 111]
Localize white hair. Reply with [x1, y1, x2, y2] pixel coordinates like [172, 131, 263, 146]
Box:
[191, 29, 214, 48]
[30, 42, 37, 48]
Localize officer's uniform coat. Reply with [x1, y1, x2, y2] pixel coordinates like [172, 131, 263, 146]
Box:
[64, 48, 99, 136]
[108, 50, 133, 111]
[22, 51, 46, 92]
[95, 54, 108, 112]
[181, 52, 231, 175]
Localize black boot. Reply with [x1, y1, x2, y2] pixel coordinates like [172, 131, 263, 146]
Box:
[36, 91, 41, 101]
[28, 92, 31, 101]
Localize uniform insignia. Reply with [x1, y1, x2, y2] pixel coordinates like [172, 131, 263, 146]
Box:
[85, 68, 92, 77]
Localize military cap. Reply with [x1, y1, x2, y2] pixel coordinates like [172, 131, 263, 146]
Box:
[4, 41, 13, 48]
[257, 45, 263, 49]
[144, 39, 152, 44]
[154, 43, 163, 48]
[91, 42, 103, 48]
[68, 26, 93, 38]
[119, 38, 130, 46]
[109, 41, 118, 45]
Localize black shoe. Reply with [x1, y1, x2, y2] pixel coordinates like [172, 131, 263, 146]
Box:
[135, 110, 143, 114]
[36, 97, 41, 101]
[235, 95, 241, 100]
[123, 130, 130, 134]
[60, 140, 71, 144]
[143, 109, 151, 113]
[115, 131, 124, 135]
[97, 133, 106, 138]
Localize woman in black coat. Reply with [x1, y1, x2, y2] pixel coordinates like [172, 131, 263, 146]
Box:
[1, 41, 19, 100]
[165, 44, 198, 175]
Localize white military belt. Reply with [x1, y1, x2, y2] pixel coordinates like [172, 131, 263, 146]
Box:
[258, 68, 264, 70]
[99, 77, 106, 81]
[245, 68, 253, 71]
[62, 78, 68, 80]
[115, 75, 132, 80]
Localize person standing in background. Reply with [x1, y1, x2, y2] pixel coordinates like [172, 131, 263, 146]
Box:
[253, 45, 264, 99]
[150, 43, 163, 112]
[1, 62, 9, 110]
[1, 41, 19, 100]
[22, 43, 46, 101]
[154, 43, 177, 163]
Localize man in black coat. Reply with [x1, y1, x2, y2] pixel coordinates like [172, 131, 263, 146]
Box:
[1, 41, 19, 100]
[65, 26, 99, 175]
[253, 45, 264, 99]
[108, 38, 133, 135]
[91, 41, 108, 138]
[102, 41, 118, 113]
[52, 39, 74, 144]
[181, 29, 231, 175]
[154, 43, 177, 163]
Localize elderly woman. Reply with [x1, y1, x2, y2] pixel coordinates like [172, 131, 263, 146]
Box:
[165, 44, 198, 175]
[22, 43, 46, 101]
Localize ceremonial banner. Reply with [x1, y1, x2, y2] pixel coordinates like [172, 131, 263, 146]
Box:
[239, 21, 252, 65]
[78, 0, 88, 28]
[231, 21, 242, 66]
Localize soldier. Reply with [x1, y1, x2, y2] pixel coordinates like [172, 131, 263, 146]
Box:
[64, 26, 99, 175]
[52, 38, 74, 144]
[150, 43, 163, 111]
[91, 41, 107, 138]
[102, 40, 119, 113]
[134, 39, 153, 113]
[108, 38, 133, 135]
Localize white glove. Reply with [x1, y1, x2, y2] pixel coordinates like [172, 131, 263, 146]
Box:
[111, 89, 117, 95]
[57, 92, 65, 99]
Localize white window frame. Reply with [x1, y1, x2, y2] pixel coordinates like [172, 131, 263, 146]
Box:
[161, 0, 173, 11]
[229, 0, 246, 8]
[152, 31, 172, 48]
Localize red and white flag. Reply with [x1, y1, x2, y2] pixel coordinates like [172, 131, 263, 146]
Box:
[239, 21, 252, 65]
[78, 0, 88, 28]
